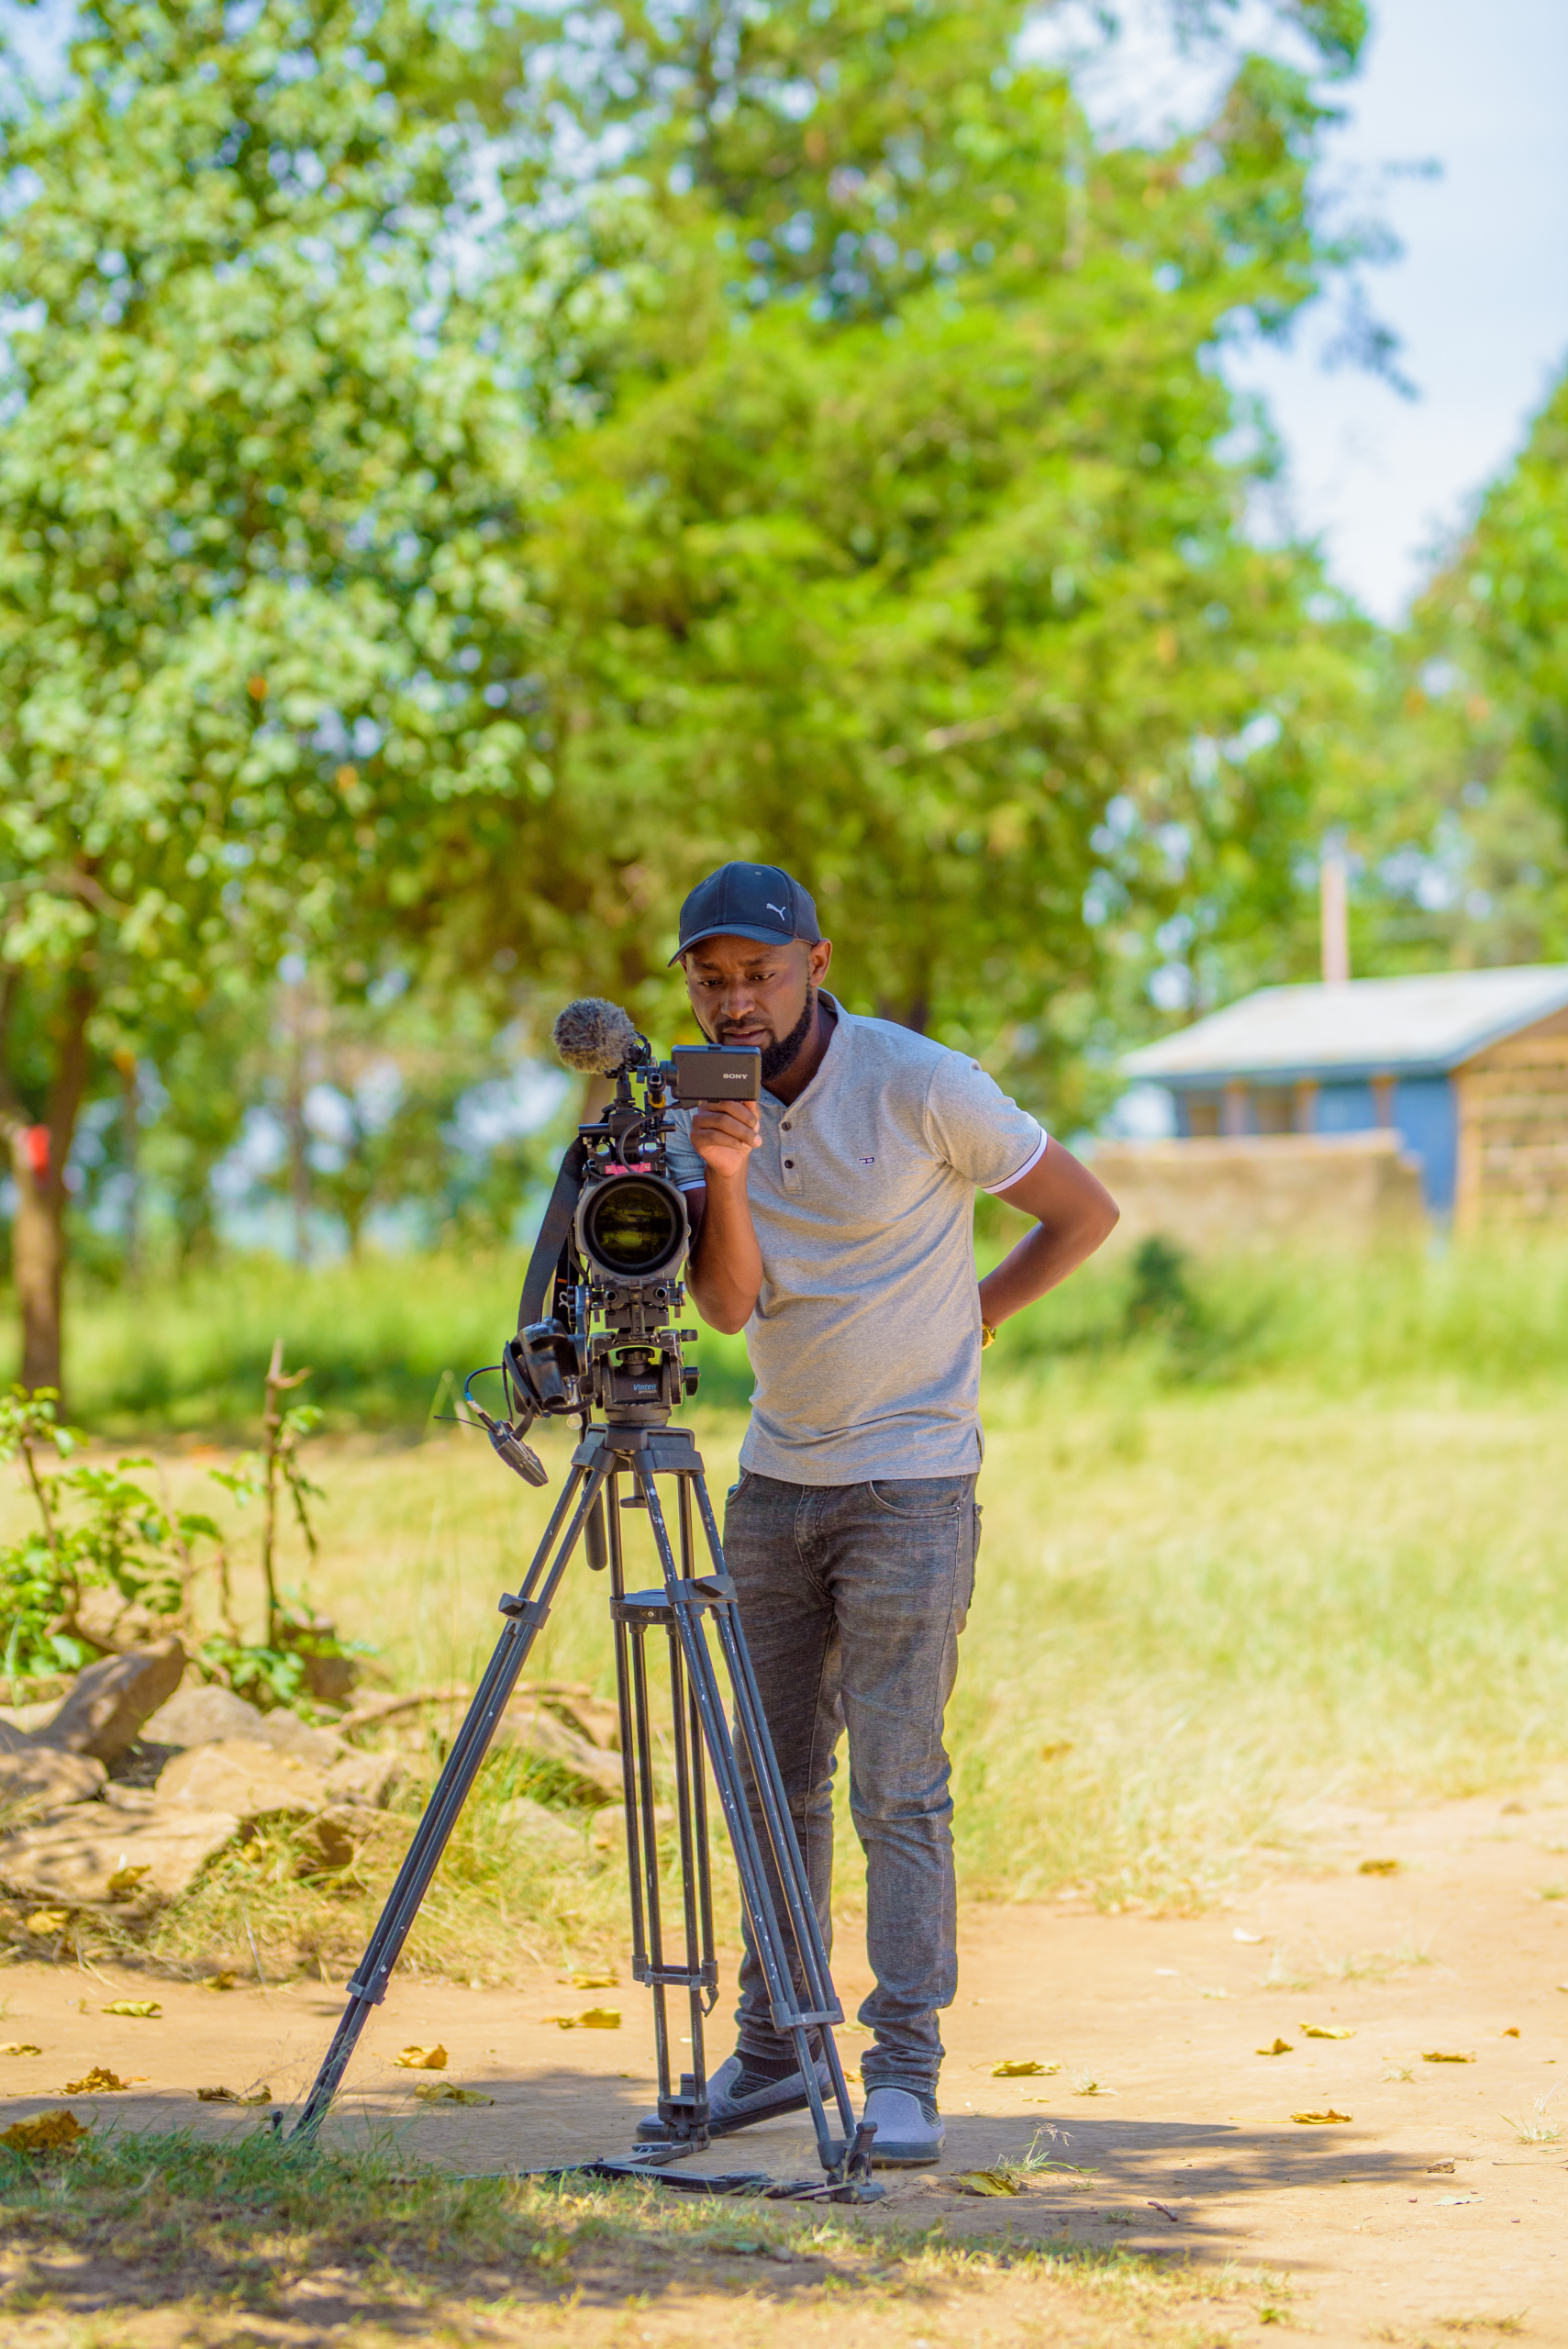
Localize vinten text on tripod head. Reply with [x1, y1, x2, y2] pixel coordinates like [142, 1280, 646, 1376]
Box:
[470, 998, 761, 1483]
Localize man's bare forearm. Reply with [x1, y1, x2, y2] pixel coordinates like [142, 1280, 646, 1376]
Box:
[978, 1210, 1114, 1326]
[687, 1174, 764, 1334]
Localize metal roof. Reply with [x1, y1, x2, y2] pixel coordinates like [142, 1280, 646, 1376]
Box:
[1122, 964, 1568, 1085]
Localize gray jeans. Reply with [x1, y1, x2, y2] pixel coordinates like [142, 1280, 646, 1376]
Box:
[721, 1467, 979, 2099]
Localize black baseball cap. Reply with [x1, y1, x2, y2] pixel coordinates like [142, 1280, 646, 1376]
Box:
[670, 863, 822, 963]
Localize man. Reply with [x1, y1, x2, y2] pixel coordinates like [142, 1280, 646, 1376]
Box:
[644, 861, 1118, 2167]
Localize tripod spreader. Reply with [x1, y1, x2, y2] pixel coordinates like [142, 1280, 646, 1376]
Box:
[292, 1417, 880, 2202]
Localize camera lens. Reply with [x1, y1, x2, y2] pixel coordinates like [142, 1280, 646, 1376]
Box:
[580, 1176, 685, 1278]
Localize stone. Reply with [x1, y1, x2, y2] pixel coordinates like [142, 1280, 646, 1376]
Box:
[37, 1641, 186, 1765]
[497, 1796, 587, 1861]
[539, 1692, 622, 1752]
[495, 1703, 623, 1805]
[72, 1587, 165, 1656]
[249, 1709, 348, 1769]
[0, 1700, 66, 1739]
[323, 1749, 400, 1809]
[0, 1746, 106, 1818]
[296, 1805, 407, 1874]
[0, 1807, 239, 1905]
[140, 1683, 267, 1749]
[154, 1738, 331, 1825]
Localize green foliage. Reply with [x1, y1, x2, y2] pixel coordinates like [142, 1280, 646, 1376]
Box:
[0, 1389, 197, 1676]
[502, 0, 1378, 1108]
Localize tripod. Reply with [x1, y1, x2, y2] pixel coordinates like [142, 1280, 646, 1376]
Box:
[293, 1412, 880, 2201]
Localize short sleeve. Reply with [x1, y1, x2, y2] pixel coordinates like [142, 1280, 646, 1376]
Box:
[923, 1052, 1048, 1194]
[662, 1108, 707, 1192]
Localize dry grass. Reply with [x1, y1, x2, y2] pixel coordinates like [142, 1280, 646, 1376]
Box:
[0, 2124, 1262, 2349]
[6, 1369, 1568, 1978]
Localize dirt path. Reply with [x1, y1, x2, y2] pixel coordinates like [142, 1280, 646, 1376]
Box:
[3, 1781, 1567, 2346]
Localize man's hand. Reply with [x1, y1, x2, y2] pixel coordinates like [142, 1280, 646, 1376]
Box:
[684, 1100, 764, 1334]
[690, 1097, 762, 1183]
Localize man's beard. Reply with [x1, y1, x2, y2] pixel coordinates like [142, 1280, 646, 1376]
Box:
[711, 986, 816, 1083]
[758, 989, 816, 1082]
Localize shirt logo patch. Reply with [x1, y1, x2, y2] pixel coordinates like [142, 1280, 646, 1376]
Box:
[856, 1155, 875, 1167]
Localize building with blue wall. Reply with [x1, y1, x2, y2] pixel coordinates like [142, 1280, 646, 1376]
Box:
[1121, 965, 1568, 1222]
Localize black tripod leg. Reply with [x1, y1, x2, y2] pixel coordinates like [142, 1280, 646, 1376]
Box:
[291, 1455, 613, 2141]
[633, 1459, 862, 2184]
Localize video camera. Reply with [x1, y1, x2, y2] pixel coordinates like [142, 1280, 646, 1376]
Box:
[466, 999, 761, 1485]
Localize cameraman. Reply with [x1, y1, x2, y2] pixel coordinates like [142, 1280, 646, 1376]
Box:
[639, 862, 1119, 2168]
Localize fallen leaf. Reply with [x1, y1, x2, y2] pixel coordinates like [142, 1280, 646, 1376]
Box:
[0, 2110, 87, 2153]
[102, 2000, 161, 2019]
[1358, 1858, 1399, 1876]
[1232, 1929, 1264, 1944]
[196, 2086, 272, 2105]
[203, 1972, 238, 1993]
[1502, 2027, 1520, 2038]
[1291, 2110, 1352, 2125]
[64, 2067, 139, 2094]
[560, 1971, 617, 1990]
[395, 2044, 448, 2070]
[1425, 2161, 1455, 2174]
[106, 1865, 152, 1901]
[1257, 2039, 1294, 2057]
[0, 2043, 42, 2057]
[1300, 2024, 1355, 2040]
[1422, 2051, 1474, 2064]
[991, 2059, 1054, 2077]
[576, 2007, 620, 2030]
[951, 2170, 1018, 2197]
[25, 1909, 70, 1936]
[414, 2084, 495, 2106]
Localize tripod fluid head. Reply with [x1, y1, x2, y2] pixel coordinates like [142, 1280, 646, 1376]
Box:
[464, 1002, 762, 1478]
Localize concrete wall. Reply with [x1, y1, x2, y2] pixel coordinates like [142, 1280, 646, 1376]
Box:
[1089, 1131, 1426, 1256]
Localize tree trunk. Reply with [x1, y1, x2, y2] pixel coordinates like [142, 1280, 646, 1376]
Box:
[116, 1047, 141, 1284]
[7, 980, 93, 1398]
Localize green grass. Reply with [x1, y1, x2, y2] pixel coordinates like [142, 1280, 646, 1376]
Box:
[4, 1236, 1568, 1978]
[19, 1226, 1568, 1434]
[0, 2124, 1250, 2348]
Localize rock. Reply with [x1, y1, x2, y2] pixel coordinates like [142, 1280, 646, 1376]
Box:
[0, 1700, 66, 1739]
[495, 1704, 624, 1805]
[323, 1749, 400, 1809]
[296, 1805, 407, 1874]
[140, 1683, 267, 1750]
[591, 1801, 672, 1852]
[0, 1746, 106, 1818]
[154, 1738, 331, 1825]
[539, 1692, 622, 1752]
[37, 1642, 186, 1765]
[0, 1806, 239, 1905]
[72, 1587, 165, 1656]
[249, 1709, 347, 1769]
[498, 1796, 587, 1860]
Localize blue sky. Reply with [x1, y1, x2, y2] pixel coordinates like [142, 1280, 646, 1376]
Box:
[1050, 0, 1568, 622]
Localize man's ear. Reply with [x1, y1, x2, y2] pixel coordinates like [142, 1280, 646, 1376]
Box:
[807, 938, 833, 985]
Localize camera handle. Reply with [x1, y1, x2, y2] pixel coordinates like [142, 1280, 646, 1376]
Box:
[290, 1420, 879, 2201]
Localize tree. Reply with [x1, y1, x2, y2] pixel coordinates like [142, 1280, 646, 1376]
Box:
[0, 0, 544, 1387]
[445, 0, 1381, 1117]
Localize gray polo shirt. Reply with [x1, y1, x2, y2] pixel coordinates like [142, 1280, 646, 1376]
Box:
[664, 996, 1047, 1483]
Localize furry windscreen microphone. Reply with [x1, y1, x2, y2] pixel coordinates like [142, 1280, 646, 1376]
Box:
[552, 996, 641, 1075]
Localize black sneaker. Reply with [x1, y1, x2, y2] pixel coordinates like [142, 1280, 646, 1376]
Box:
[635, 2052, 833, 2143]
